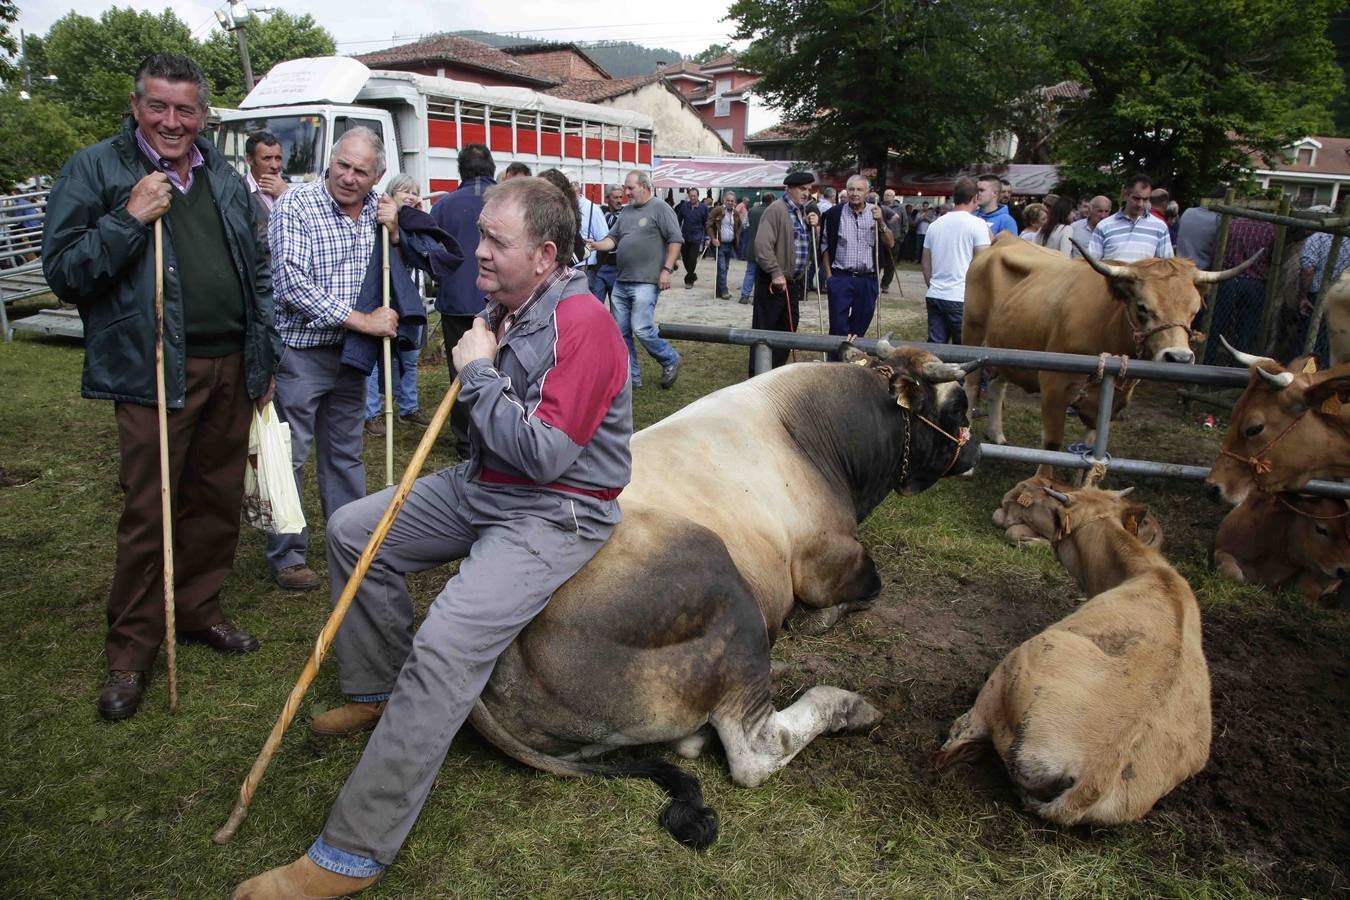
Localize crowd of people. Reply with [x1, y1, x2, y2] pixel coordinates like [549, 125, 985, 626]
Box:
[34, 48, 1350, 899]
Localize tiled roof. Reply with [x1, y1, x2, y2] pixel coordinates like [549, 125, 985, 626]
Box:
[543, 74, 662, 103]
[1040, 80, 1087, 101]
[745, 123, 807, 143]
[355, 35, 559, 86]
[698, 54, 741, 71]
[1259, 137, 1350, 176]
[500, 42, 612, 80]
[659, 61, 706, 77]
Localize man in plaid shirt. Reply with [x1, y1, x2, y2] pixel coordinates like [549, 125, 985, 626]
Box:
[266, 126, 398, 591]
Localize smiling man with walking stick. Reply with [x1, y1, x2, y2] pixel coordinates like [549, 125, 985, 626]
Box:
[233, 176, 632, 898]
[42, 53, 279, 721]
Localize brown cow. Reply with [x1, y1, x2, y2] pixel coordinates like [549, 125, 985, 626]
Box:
[936, 486, 1211, 827]
[1214, 491, 1350, 601]
[962, 233, 1259, 467]
[1207, 338, 1350, 504]
[993, 474, 1162, 549]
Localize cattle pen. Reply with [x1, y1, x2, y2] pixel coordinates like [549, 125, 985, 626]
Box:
[659, 322, 1350, 498]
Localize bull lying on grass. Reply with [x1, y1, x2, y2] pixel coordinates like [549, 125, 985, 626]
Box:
[936, 486, 1211, 826]
[469, 344, 981, 848]
[1214, 492, 1350, 602]
[1208, 339, 1350, 505]
[993, 474, 1162, 549]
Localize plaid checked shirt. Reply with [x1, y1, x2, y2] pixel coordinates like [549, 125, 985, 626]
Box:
[269, 179, 379, 349]
[785, 196, 810, 276]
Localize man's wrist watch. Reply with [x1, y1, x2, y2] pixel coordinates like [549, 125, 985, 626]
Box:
[662, 265, 676, 274]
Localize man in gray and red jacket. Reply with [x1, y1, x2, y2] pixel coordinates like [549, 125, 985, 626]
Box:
[235, 176, 633, 899]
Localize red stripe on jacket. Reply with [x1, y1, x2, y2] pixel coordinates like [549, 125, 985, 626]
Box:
[531, 293, 629, 446]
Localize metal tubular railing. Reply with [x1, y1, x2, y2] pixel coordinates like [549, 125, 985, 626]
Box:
[656, 323, 1350, 499]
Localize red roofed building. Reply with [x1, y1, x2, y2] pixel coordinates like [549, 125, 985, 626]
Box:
[660, 55, 760, 152]
[355, 35, 559, 88]
[1252, 137, 1350, 208]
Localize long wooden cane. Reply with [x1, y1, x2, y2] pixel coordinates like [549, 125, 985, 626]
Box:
[153, 220, 178, 711]
[213, 377, 462, 845]
[810, 225, 826, 360]
[381, 226, 394, 486]
[874, 219, 883, 340]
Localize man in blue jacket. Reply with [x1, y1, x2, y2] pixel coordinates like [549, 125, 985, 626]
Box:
[42, 53, 280, 720]
[973, 174, 1018, 237]
[674, 186, 709, 288]
[430, 144, 495, 454]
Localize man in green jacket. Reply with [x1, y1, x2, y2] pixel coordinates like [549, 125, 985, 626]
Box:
[43, 53, 281, 721]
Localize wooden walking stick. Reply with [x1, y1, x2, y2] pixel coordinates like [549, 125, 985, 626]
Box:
[213, 377, 462, 845]
[381, 225, 394, 487]
[153, 219, 178, 711]
[874, 219, 883, 340]
[810, 224, 826, 360]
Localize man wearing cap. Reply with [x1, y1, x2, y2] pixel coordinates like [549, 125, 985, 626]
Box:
[751, 171, 819, 374]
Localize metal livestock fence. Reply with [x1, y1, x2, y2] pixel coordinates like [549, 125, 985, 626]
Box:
[656, 323, 1350, 500]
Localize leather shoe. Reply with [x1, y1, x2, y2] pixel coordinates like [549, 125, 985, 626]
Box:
[178, 622, 259, 654]
[233, 854, 381, 899]
[399, 409, 431, 428]
[311, 701, 387, 737]
[274, 564, 322, 592]
[98, 670, 146, 721]
[364, 416, 385, 436]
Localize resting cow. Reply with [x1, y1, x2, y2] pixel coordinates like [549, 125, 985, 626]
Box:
[1214, 491, 1350, 601]
[936, 486, 1211, 827]
[961, 233, 1259, 466]
[469, 344, 981, 847]
[1207, 338, 1350, 505]
[993, 474, 1162, 549]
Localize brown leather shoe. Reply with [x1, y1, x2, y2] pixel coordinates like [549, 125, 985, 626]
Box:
[178, 622, 259, 654]
[398, 409, 431, 428]
[311, 701, 386, 737]
[233, 854, 381, 899]
[98, 670, 146, 721]
[273, 564, 322, 592]
[364, 416, 385, 436]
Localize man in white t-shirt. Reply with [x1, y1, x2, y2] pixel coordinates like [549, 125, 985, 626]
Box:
[921, 176, 991, 343]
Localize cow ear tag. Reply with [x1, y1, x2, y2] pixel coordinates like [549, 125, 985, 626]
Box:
[1125, 514, 1139, 535]
[1017, 491, 1035, 508]
[1321, 394, 1343, 416]
[895, 391, 912, 409]
[1302, 358, 1319, 375]
[852, 357, 870, 367]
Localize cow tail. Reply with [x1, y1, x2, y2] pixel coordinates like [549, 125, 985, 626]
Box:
[468, 700, 720, 850]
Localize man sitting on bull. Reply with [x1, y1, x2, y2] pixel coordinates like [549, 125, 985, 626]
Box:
[234, 176, 633, 898]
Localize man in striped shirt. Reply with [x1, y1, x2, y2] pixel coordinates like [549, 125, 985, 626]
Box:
[266, 126, 399, 592]
[1087, 173, 1173, 263]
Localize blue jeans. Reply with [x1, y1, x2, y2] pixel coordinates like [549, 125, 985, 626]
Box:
[364, 346, 420, 418]
[827, 272, 879, 355]
[925, 297, 965, 344]
[587, 264, 618, 303]
[610, 280, 680, 384]
[716, 242, 736, 295]
[736, 227, 750, 260]
[740, 259, 758, 300]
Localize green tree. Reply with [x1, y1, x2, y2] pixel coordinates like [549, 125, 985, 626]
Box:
[727, 0, 1057, 183]
[41, 7, 196, 138]
[692, 43, 733, 65]
[0, 0, 18, 84]
[198, 11, 335, 107]
[0, 91, 92, 189]
[1041, 0, 1340, 204]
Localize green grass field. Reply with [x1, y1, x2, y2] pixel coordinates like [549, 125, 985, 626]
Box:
[1, 319, 1344, 899]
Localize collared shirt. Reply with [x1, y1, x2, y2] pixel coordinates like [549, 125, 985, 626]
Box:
[784, 196, 810, 277]
[486, 265, 575, 337]
[834, 202, 878, 271]
[1088, 210, 1173, 263]
[1222, 218, 1275, 281]
[245, 170, 275, 212]
[1068, 217, 1094, 258]
[269, 179, 380, 349]
[577, 196, 608, 266]
[1301, 231, 1350, 293]
[719, 205, 736, 242]
[134, 127, 204, 193]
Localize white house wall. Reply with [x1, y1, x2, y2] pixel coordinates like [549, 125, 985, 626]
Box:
[597, 82, 728, 157]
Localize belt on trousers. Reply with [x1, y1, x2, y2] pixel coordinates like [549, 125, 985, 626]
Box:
[832, 267, 875, 276]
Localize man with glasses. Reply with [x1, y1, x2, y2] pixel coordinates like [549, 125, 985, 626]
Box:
[1088, 173, 1173, 263]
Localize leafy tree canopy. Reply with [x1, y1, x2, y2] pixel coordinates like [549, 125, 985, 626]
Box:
[692, 43, 733, 65]
[0, 90, 92, 190]
[199, 11, 335, 107]
[0, 0, 17, 84]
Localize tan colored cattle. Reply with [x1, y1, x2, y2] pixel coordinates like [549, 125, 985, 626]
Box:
[962, 233, 1258, 471]
[1207, 339, 1350, 504]
[993, 474, 1162, 549]
[1214, 491, 1350, 601]
[936, 486, 1211, 827]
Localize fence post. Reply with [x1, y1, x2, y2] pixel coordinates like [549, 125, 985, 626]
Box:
[1303, 195, 1350, 358]
[1257, 195, 1291, 357]
[1199, 188, 1236, 349]
[752, 341, 772, 375]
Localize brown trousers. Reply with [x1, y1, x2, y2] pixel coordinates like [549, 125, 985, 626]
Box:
[106, 353, 251, 672]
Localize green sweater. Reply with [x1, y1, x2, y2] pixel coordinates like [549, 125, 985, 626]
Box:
[165, 172, 247, 357]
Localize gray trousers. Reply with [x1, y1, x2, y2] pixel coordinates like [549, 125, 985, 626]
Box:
[321, 463, 619, 864]
[266, 345, 367, 572]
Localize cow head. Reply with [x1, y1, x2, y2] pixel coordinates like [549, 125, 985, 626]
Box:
[847, 340, 983, 494]
[1041, 485, 1154, 587]
[994, 475, 1163, 549]
[1278, 494, 1350, 582]
[1207, 338, 1350, 504]
[1070, 238, 1262, 364]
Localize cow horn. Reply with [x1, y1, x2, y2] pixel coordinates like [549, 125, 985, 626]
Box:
[1220, 334, 1274, 369]
[1044, 487, 1073, 504]
[1257, 366, 1295, 389]
[1193, 248, 1265, 284]
[960, 358, 987, 376]
[1115, 486, 1135, 497]
[876, 337, 896, 356]
[1071, 238, 1137, 280]
[920, 361, 967, 382]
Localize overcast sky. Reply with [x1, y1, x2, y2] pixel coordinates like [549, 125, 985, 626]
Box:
[14, 0, 743, 58]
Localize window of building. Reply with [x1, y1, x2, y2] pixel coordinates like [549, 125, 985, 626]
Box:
[715, 78, 731, 94]
[1297, 147, 1314, 165]
[1297, 185, 1315, 206]
[714, 97, 730, 117]
[717, 127, 734, 146]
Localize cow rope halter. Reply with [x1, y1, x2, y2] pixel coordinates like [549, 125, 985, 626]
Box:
[1275, 492, 1350, 522]
[1217, 413, 1307, 484]
[876, 364, 973, 482]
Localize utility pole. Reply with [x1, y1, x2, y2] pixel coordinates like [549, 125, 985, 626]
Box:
[216, 3, 272, 94]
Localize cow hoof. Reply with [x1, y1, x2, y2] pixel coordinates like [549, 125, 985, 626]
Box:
[991, 432, 1008, 445]
[844, 698, 884, 732]
[671, 727, 715, 759]
[789, 605, 846, 635]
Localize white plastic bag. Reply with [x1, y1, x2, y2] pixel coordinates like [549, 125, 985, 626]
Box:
[242, 402, 306, 535]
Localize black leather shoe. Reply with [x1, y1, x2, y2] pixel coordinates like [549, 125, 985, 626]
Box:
[178, 622, 260, 654]
[98, 670, 146, 721]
